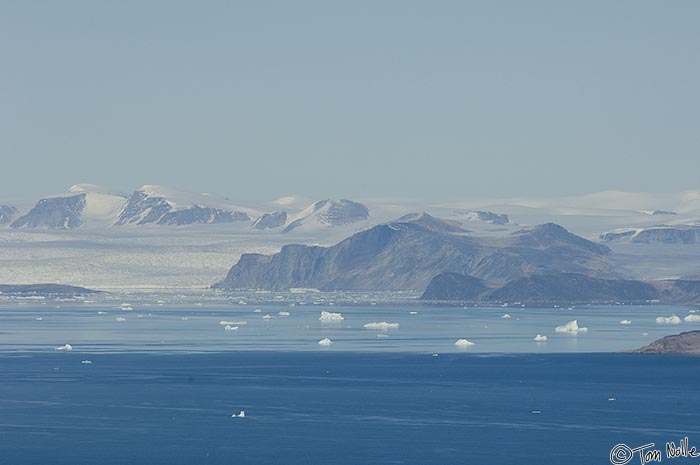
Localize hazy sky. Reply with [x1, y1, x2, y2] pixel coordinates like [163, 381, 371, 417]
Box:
[1, 1, 699, 201]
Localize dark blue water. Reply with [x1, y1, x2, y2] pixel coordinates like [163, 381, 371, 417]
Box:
[1, 352, 700, 465]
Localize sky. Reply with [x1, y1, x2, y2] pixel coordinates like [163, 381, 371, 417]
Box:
[1, 1, 699, 202]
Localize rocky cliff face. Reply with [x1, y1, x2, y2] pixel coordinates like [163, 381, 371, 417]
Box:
[11, 194, 87, 229]
[0, 205, 18, 225]
[214, 214, 616, 291]
[252, 212, 288, 230]
[601, 225, 700, 244]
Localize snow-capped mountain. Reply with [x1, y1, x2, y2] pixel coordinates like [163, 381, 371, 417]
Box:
[10, 185, 128, 229]
[453, 210, 509, 225]
[0, 205, 18, 225]
[252, 211, 288, 230]
[115, 185, 253, 226]
[281, 199, 370, 233]
[601, 224, 700, 244]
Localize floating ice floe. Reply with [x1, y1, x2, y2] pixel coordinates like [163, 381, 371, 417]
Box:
[554, 320, 588, 334]
[81, 360, 92, 364]
[115, 317, 126, 322]
[319, 311, 344, 322]
[501, 313, 512, 319]
[363, 322, 399, 330]
[254, 309, 262, 313]
[454, 339, 475, 347]
[181, 317, 188, 321]
[224, 325, 239, 331]
[54, 344, 72, 351]
[656, 315, 682, 325]
[231, 411, 245, 418]
[534, 334, 548, 342]
[261, 314, 275, 319]
[97, 311, 108, 315]
[119, 303, 133, 311]
[318, 338, 333, 346]
[219, 320, 247, 326]
[35, 317, 43, 321]
[619, 320, 632, 325]
[278, 311, 290, 316]
[684, 314, 700, 322]
[409, 311, 418, 315]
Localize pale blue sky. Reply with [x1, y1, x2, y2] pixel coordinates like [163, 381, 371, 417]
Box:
[1, 1, 699, 201]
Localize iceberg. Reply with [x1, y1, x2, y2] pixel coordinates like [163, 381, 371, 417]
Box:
[219, 320, 247, 325]
[319, 311, 344, 322]
[454, 339, 475, 347]
[231, 410, 246, 418]
[81, 360, 92, 364]
[656, 315, 682, 324]
[501, 313, 512, 319]
[224, 325, 238, 331]
[54, 343, 73, 351]
[115, 317, 126, 322]
[278, 311, 290, 316]
[554, 320, 588, 334]
[684, 314, 700, 322]
[261, 314, 275, 319]
[318, 338, 333, 346]
[534, 334, 548, 342]
[363, 322, 400, 330]
[619, 319, 632, 325]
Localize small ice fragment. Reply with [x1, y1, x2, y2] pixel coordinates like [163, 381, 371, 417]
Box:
[254, 309, 262, 313]
[554, 320, 588, 334]
[278, 311, 290, 316]
[656, 315, 681, 324]
[619, 320, 632, 325]
[432, 353, 439, 357]
[501, 313, 512, 319]
[224, 325, 238, 331]
[319, 311, 344, 322]
[534, 334, 548, 342]
[531, 410, 542, 414]
[608, 397, 616, 401]
[363, 322, 399, 330]
[454, 339, 475, 347]
[409, 311, 418, 315]
[97, 311, 107, 315]
[115, 317, 126, 322]
[262, 314, 275, 319]
[684, 314, 700, 322]
[642, 332, 649, 336]
[231, 411, 246, 418]
[81, 360, 92, 364]
[54, 344, 72, 351]
[35, 317, 43, 321]
[220, 320, 246, 325]
[318, 338, 333, 346]
[181, 317, 188, 321]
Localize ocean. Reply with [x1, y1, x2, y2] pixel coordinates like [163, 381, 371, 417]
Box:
[1, 300, 700, 464]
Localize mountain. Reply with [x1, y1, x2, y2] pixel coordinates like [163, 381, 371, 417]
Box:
[11, 185, 127, 229]
[420, 272, 700, 304]
[601, 225, 700, 244]
[0, 205, 18, 225]
[115, 185, 252, 226]
[252, 212, 287, 230]
[282, 199, 369, 233]
[633, 331, 700, 354]
[455, 210, 509, 225]
[214, 214, 616, 291]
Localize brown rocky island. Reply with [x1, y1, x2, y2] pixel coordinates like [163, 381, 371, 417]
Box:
[634, 331, 700, 354]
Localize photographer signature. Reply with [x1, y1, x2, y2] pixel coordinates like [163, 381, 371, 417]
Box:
[610, 438, 699, 464]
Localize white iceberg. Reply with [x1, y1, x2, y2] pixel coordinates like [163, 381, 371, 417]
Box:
[278, 311, 290, 316]
[231, 410, 246, 418]
[409, 311, 418, 315]
[684, 314, 700, 322]
[261, 314, 275, 319]
[554, 320, 588, 334]
[115, 317, 126, 322]
[35, 317, 43, 321]
[534, 334, 548, 342]
[656, 315, 682, 324]
[454, 339, 475, 347]
[254, 309, 262, 313]
[363, 322, 400, 330]
[501, 313, 512, 319]
[54, 344, 73, 351]
[81, 360, 92, 364]
[318, 338, 333, 346]
[224, 325, 238, 331]
[219, 320, 247, 325]
[619, 320, 632, 325]
[319, 311, 344, 322]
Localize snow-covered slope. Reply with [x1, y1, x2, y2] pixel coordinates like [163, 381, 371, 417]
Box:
[282, 199, 370, 233]
[11, 185, 127, 229]
[0, 205, 18, 225]
[601, 224, 700, 244]
[115, 185, 255, 226]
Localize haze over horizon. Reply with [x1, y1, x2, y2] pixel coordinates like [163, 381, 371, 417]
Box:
[2, 1, 699, 201]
